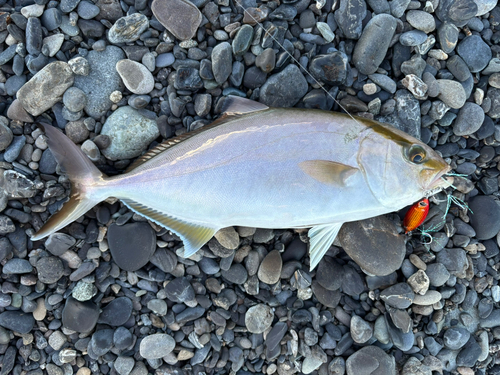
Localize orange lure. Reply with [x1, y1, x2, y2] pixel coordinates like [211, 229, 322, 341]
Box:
[403, 198, 430, 233]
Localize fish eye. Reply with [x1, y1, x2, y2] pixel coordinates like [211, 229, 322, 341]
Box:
[408, 145, 426, 164]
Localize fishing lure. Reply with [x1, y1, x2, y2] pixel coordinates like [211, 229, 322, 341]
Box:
[403, 198, 430, 233]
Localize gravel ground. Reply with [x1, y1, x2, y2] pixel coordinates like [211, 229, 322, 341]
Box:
[1, 0, 500, 374]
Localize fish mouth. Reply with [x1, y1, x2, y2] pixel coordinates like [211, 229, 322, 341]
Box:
[426, 165, 453, 191]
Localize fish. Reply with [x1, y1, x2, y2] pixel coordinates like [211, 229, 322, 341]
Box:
[31, 96, 452, 270]
[403, 198, 430, 233]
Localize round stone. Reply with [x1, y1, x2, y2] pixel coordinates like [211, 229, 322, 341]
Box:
[164, 277, 195, 303]
[468, 196, 500, 240]
[139, 334, 175, 359]
[245, 304, 274, 333]
[116, 59, 155, 95]
[108, 222, 156, 271]
[257, 250, 282, 284]
[346, 346, 396, 375]
[108, 13, 149, 44]
[36, 256, 64, 284]
[2, 258, 33, 274]
[453, 102, 485, 136]
[444, 327, 470, 350]
[63, 87, 87, 112]
[221, 263, 248, 285]
[350, 315, 373, 344]
[98, 297, 133, 326]
[406, 10, 436, 33]
[437, 79, 467, 109]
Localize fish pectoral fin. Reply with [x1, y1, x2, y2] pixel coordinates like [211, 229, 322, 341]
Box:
[221, 95, 269, 115]
[299, 160, 359, 187]
[121, 199, 218, 258]
[308, 223, 344, 271]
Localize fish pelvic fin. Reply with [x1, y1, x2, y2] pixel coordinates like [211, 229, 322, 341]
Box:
[31, 123, 109, 241]
[121, 199, 218, 258]
[308, 222, 344, 271]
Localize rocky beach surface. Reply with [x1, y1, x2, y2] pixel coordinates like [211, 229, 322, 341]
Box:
[0, 0, 500, 374]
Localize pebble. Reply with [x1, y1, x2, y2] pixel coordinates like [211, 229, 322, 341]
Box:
[257, 250, 282, 284]
[156, 53, 175, 68]
[233, 25, 254, 57]
[468, 196, 500, 240]
[316, 256, 343, 290]
[3, 258, 33, 274]
[259, 64, 308, 107]
[334, 0, 366, 39]
[400, 30, 428, 46]
[108, 13, 149, 44]
[116, 59, 155, 95]
[152, 0, 202, 41]
[17, 61, 74, 116]
[222, 263, 248, 284]
[350, 315, 373, 344]
[339, 216, 405, 276]
[140, 334, 175, 359]
[444, 327, 471, 350]
[345, 346, 396, 375]
[353, 14, 397, 75]
[98, 297, 133, 326]
[245, 304, 273, 333]
[36, 256, 64, 284]
[211, 42, 232, 85]
[453, 102, 485, 136]
[406, 10, 436, 33]
[63, 87, 87, 113]
[0, 311, 35, 334]
[164, 277, 195, 303]
[380, 283, 414, 309]
[310, 52, 350, 86]
[73, 46, 125, 118]
[77, 1, 100, 19]
[100, 106, 159, 160]
[437, 79, 467, 109]
[457, 35, 492, 73]
[412, 290, 442, 305]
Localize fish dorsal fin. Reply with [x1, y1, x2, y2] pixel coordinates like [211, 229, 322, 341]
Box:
[125, 96, 268, 173]
[221, 95, 269, 115]
[308, 223, 343, 271]
[121, 198, 218, 258]
[299, 160, 359, 187]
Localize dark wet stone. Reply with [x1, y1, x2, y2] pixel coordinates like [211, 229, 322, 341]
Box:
[2, 258, 33, 274]
[478, 298, 493, 319]
[341, 265, 365, 297]
[265, 321, 287, 357]
[164, 277, 195, 303]
[36, 256, 64, 284]
[176, 306, 205, 324]
[222, 263, 248, 284]
[45, 233, 76, 256]
[150, 248, 178, 273]
[338, 216, 405, 276]
[399, 30, 427, 46]
[310, 52, 350, 86]
[444, 327, 470, 349]
[233, 25, 254, 57]
[212, 42, 232, 85]
[353, 14, 397, 75]
[113, 326, 134, 350]
[26, 17, 42, 55]
[380, 283, 414, 309]
[175, 67, 203, 91]
[98, 297, 133, 326]
[108, 222, 156, 272]
[457, 35, 492, 73]
[89, 329, 114, 357]
[0, 44, 17, 66]
[259, 64, 308, 107]
[62, 297, 99, 333]
[346, 345, 396, 375]
[480, 309, 500, 328]
[385, 313, 414, 351]
[0, 311, 35, 334]
[243, 66, 267, 89]
[426, 263, 450, 287]
[437, 22, 459, 54]
[108, 13, 149, 44]
[41, 8, 62, 31]
[436, 248, 468, 277]
[453, 102, 485, 136]
[312, 280, 341, 308]
[456, 336, 481, 367]
[468, 196, 500, 240]
[316, 256, 343, 290]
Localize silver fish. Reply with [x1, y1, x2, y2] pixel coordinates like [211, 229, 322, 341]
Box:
[32, 96, 452, 269]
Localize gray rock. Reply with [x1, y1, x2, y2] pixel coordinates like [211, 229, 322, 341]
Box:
[26, 17, 42, 55]
[257, 250, 282, 284]
[42, 33, 65, 57]
[17, 62, 74, 116]
[0, 311, 35, 334]
[468, 196, 500, 240]
[443, 326, 470, 349]
[350, 315, 373, 344]
[346, 345, 396, 375]
[259, 64, 308, 107]
[380, 283, 414, 309]
[3, 258, 33, 274]
[140, 334, 175, 359]
[114, 357, 135, 375]
[310, 52, 350, 86]
[0, 122, 13, 151]
[98, 297, 133, 326]
[245, 304, 274, 333]
[334, 0, 366, 39]
[437, 79, 466, 109]
[152, 0, 202, 41]
[156, 53, 175, 68]
[100, 106, 159, 160]
[72, 281, 97, 302]
[41, 8, 62, 31]
[426, 263, 450, 287]
[406, 10, 436, 33]
[453, 102, 485, 136]
[68, 56, 90, 76]
[62, 297, 99, 332]
[73, 46, 125, 118]
[116, 59, 155, 95]
[399, 30, 428, 46]
[36, 256, 64, 284]
[338, 216, 405, 276]
[108, 13, 149, 44]
[77, 1, 100, 19]
[233, 25, 254, 57]
[457, 34, 491, 72]
[63, 87, 87, 113]
[211, 42, 232, 85]
[353, 14, 397, 75]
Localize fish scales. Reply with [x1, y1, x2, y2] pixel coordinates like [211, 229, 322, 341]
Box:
[32, 96, 452, 269]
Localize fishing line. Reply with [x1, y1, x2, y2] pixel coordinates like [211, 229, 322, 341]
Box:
[233, 0, 366, 129]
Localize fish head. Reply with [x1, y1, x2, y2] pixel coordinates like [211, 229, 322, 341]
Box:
[357, 120, 451, 209]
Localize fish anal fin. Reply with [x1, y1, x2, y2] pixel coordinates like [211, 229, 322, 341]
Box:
[308, 223, 344, 271]
[121, 199, 217, 258]
[221, 95, 269, 115]
[299, 160, 358, 187]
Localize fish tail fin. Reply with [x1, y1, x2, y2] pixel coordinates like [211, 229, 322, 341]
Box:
[31, 123, 109, 241]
